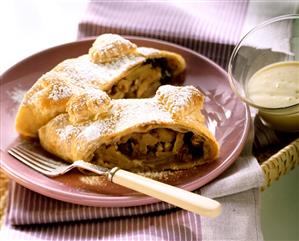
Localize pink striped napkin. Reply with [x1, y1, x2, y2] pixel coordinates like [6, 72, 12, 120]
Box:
[1, 1, 270, 240]
[2, 153, 264, 240]
[78, 1, 248, 68]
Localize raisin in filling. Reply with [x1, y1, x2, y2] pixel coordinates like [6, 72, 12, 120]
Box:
[107, 58, 172, 99]
[94, 128, 205, 171]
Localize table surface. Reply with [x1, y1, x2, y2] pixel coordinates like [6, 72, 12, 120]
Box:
[1, 1, 298, 240]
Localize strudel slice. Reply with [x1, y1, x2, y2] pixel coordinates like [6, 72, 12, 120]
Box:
[15, 34, 185, 137]
[38, 85, 219, 172]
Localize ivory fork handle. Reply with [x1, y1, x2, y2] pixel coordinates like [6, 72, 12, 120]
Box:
[109, 168, 221, 218]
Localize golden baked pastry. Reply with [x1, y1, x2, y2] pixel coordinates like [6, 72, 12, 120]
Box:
[15, 34, 186, 138]
[38, 85, 219, 172]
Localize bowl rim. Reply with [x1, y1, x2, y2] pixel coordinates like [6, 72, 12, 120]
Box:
[228, 14, 299, 113]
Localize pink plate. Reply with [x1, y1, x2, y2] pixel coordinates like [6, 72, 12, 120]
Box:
[0, 37, 250, 207]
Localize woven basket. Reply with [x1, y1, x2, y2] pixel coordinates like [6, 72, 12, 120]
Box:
[260, 138, 299, 191]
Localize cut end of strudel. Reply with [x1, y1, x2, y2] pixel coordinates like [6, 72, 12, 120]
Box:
[38, 85, 219, 172]
[15, 34, 186, 137]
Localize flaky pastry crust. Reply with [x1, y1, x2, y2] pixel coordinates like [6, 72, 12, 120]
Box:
[89, 33, 137, 64]
[15, 34, 186, 137]
[38, 85, 219, 171]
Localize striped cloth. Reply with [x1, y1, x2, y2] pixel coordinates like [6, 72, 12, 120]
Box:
[2, 154, 264, 240]
[5, 1, 297, 240]
[78, 1, 248, 68]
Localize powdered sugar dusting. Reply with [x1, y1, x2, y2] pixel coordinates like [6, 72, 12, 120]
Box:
[56, 124, 79, 142]
[115, 99, 172, 132]
[56, 54, 145, 90]
[48, 84, 73, 101]
[8, 87, 26, 104]
[90, 34, 137, 64]
[156, 85, 203, 117]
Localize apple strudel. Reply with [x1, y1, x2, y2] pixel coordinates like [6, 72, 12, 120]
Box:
[15, 34, 186, 137]
[38, 85, 219, 172]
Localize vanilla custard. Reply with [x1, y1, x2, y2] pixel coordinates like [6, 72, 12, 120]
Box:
[246, 61, 299, 131]
[247, 61, 299, 108]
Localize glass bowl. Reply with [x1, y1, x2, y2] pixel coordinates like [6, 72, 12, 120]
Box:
[228, 14, 299, 132]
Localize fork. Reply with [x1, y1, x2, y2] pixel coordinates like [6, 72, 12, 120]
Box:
[8, 143, 221, 218]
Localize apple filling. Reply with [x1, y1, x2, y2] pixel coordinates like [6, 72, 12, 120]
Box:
[108, 58, 172, 99]
[94, 128, 207, 172]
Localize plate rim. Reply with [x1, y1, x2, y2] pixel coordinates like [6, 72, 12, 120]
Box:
[0, 36, 250, 207]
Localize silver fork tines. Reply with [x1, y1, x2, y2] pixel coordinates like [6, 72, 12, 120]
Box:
[8, 143, 109, 177]
[8, 145, 67, 176]
[7, 143, 222, 218]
